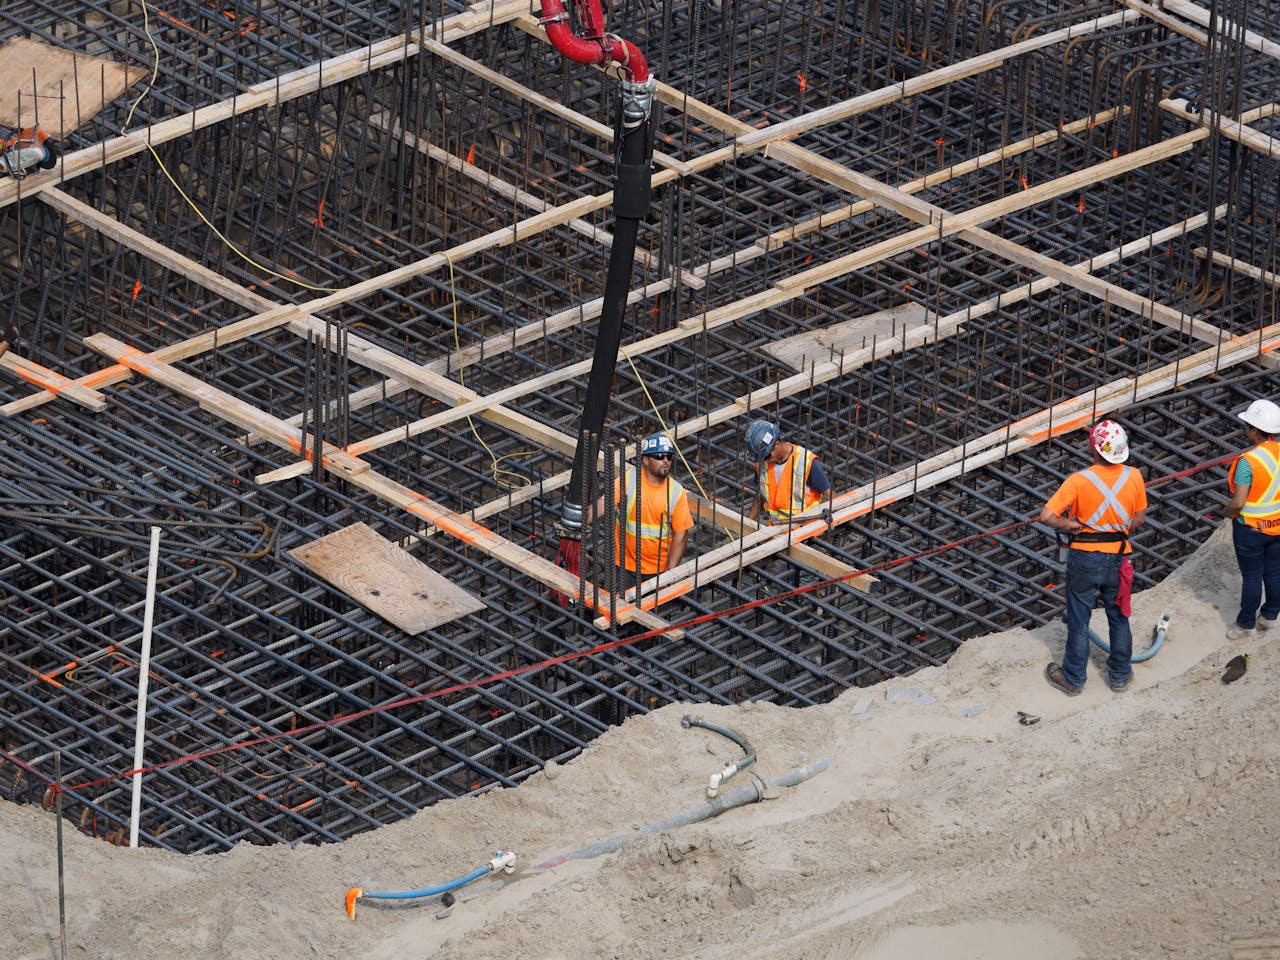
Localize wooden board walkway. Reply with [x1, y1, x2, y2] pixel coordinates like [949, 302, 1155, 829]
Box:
[289, 522, 484, 635]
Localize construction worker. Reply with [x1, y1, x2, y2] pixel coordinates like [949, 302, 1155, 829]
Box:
[744, 419, 831, 524]
[1038, 419, 1147, 696]
[593, 432, 693, 595]
[1223, 398, 1280, 640]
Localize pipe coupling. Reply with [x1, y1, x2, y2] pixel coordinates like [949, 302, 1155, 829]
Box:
[620, 77, 656, 130]
[557, 501, 585, 537]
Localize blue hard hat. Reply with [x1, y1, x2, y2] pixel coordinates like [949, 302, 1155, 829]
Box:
[641, 433, 675, 456]
[744, 419, 779, 461]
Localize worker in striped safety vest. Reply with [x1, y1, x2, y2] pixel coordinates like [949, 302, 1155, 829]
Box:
[1038, 419, 1147, 696]
[1223, 398, 1280, 640]
[744, 419, 831, 524]
[593, 432, 693, 596]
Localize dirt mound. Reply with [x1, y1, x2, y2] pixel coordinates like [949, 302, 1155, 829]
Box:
[6, 523, 1279, 960]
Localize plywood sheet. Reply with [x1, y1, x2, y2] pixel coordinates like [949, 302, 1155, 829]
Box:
[763, 304, 935, 371]
[0, 38, 139, 137]
[289, 522, 483, 635]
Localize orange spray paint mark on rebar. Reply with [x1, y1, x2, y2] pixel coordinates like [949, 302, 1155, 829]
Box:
[131, 280, 142, 301]
[1077, 195, 1085, 213]
[796, 73, 806, 92]
[466, 144, 475, 164]
[313, 199, 325, 229]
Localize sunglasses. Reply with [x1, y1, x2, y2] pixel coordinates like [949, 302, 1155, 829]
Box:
[645, 452, 673, 461]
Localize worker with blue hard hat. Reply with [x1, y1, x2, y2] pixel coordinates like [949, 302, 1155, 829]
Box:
[592, 431, 693, 594]
[744, 419, 831, 524]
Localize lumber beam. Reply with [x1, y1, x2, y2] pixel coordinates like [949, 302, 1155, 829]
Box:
[80, 332, 673, 635]
[0, 352, 107, 412]
[1160, 98, 1280, 158]
[459, 207, 1226, 531]
[1156, 0, 1280, 61]
[0, 0, 532, 209]
[635, 320, 1280, 612]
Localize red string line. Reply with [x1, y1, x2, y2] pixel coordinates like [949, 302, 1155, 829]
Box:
[2, 453, 1235, 794]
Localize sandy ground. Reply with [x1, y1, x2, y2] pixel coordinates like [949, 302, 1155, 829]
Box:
[5, 522, 1280, 960]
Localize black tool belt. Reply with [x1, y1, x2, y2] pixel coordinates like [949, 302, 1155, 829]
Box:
[1069, 531, 1128, 544]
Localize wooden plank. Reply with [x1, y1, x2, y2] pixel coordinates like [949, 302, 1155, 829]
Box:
[685, 493, 880, 593]
[1160, 98, 1280, 158]
[652, 74, 1212, 345]
[417, 36, 689, 176]
[1192, 246, 1280, 372]
[0, 0, 531, 208]
[0, 351, 107, 412]
[517, 7, 1141, 210]
[734, 10, 1138, 157]
[15, 172, 634, 415]
[1196, 247, 1280, 290]
[1158, 0, 1280, 61]
[288, 522, 483, 634]
[310, 101, 1126, 441]
[768, 129, 1217, 340]
[633, 318, 1280, 612]
[0, 38, 139, 138]
[369, 111, 700, 286]
[81, 332, 672, 633]
[460, 208, 1225, 530]
[776, 128, 1207, 290]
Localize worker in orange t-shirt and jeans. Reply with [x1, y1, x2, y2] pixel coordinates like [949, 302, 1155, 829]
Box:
[1038, 420, 1147, 696]
[593, 432, 693, 597]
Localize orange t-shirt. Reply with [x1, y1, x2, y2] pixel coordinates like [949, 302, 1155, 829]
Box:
[1044, 464, 1147, 554]
[613, 470, 694, 574]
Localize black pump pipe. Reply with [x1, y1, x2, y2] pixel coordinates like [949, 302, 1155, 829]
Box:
[542, 0, 656, 584]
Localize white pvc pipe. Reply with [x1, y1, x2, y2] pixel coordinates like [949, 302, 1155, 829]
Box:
[129, 526, 162, 849]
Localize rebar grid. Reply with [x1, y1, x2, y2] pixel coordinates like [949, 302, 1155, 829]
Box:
[2, 0, 1279, 851]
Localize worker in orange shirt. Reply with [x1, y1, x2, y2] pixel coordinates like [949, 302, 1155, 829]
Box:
[744, 419, 831, 524]
[593, 432, 693, 596]
[1222, 398, 1280, 640]
[1038, 420, 1147, 696]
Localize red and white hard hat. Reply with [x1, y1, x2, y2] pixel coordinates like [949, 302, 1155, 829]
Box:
[1238, 399, 1280, 435]
[1090, 420, 1129, 464]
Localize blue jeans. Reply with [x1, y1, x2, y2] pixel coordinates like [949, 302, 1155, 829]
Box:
[1232, 523, 1280, 628]
[1062, 549, 1131, 690]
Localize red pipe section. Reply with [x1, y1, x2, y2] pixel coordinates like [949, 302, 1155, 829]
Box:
[538, 0, 650, 82]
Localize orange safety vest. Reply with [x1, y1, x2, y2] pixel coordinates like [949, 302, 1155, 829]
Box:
[1229, 440, 1280, 533]
[616, 466, 688, 574]
[1064, 465, 1145, 554]
[757, 444, 821, 523]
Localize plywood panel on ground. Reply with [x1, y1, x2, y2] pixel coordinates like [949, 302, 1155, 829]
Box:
[289, 522, 483, 634]
[0, 38, 138, 137]
[764, 304, 935, 371]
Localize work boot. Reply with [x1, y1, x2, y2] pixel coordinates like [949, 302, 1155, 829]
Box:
[1225, 624, 1256, 642]
[1257, 616, 1276, 633]
[1044, 663, 1082, 697]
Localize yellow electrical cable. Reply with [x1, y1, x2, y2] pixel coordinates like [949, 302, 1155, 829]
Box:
[126, 0, 336, 293]
[619, 347, 739, 541]
[445, 252, 533, 490]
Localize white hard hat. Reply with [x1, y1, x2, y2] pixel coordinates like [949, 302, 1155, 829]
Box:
[1090, 420, 1129, 464]
[1238, 399, 1280, 435]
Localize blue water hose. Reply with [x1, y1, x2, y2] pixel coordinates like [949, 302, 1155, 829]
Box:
[346, 850, 516, 919]
[1088, 613, 1170, 662]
